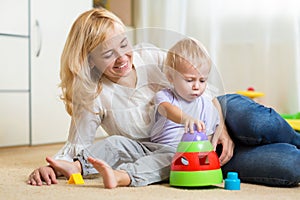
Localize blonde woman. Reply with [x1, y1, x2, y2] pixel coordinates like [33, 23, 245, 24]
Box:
[28, 7, 180, 188]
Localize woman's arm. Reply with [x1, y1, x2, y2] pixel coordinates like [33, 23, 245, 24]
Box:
[158, 102, 205, 133]
[54, 108, 101, 161]
[211, 97, 234, 166]
[27, 164, 58, 186]
[28, 107, 101, 186]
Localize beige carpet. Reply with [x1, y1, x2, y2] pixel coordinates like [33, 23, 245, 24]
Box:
[0, 143, 299, 200]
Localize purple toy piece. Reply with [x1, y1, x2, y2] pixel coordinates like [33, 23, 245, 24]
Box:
[181, 130, 208, 142]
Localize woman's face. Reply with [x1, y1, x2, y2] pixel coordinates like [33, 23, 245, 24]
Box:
[88, 25, 133, 83]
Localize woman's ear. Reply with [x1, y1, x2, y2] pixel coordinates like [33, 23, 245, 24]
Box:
[88, 55, 95, 69]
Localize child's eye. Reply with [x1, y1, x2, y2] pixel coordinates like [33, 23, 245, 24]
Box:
[185, 79, 193, 82]
[199, 79, 207, 83]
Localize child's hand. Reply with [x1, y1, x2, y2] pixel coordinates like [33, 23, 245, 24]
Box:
[182, 116, 205, 133]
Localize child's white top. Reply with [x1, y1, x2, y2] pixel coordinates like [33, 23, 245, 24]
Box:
[150, 88, 220, 147]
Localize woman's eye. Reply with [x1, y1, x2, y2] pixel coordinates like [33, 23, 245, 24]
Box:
[121, 40, 128, 48]
[102, 51, 114, 59]
[186, 79, 193, 82]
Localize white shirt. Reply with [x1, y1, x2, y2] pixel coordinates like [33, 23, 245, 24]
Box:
[54, 44, 170, 161]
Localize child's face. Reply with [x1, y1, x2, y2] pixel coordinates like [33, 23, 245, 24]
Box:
[171, 60, 210, 102]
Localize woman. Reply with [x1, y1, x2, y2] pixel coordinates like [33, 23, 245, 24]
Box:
[27, 8, 300, 188]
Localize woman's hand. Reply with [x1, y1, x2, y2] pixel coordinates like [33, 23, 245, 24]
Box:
[27, 166, 58, 186]
[211, 97, 235, 166]
[212, 124, 234, 166]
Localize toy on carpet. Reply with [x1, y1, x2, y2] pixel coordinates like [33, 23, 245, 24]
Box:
[224, 172, 240, 190]
[169, 130, 223, 187]
[280, 112, 300, 132]
[68, 173, 85, 184]
[236, 87, 264, 99]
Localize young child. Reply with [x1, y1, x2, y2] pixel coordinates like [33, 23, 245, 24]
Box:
[150, 38, 220, 147]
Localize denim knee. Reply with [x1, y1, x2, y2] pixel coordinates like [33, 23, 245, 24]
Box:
[222, 143, 300, 187]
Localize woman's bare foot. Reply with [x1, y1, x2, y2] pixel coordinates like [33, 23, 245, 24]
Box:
[46, 156, 81, 179]
[87, 157, 130, 189]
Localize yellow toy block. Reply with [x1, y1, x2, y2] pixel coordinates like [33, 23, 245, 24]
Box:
[68, 173, 85, 184]
[286, 119, 300, 131]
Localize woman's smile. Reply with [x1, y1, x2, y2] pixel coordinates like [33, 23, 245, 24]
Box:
[114, 62, 128, 69]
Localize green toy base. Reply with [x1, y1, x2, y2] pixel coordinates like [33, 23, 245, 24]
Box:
[170, 169, 223, 187]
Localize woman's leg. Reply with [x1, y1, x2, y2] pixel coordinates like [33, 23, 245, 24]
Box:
[87, 157, 131, 189]
[75, 136, 176, 187]
[46, 154, 131, 189]
[222, 143, 300, 187]
[116, 142, 176, 187]
[217, 94, 300, 147]
[75, 135, 152, 176]
[217, 94, 300, 186]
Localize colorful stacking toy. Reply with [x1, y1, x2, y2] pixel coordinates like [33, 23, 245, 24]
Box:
[280, 112, 300, 132]
[169, 130, 223, 187]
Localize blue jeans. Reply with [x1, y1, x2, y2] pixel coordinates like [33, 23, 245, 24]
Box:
[217, 94, 300, 187]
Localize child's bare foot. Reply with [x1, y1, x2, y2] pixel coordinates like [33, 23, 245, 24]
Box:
[46, 156, 81, 179]
[87, 157, 130, 189]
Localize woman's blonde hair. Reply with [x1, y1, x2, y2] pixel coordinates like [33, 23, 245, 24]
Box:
[165, 38, 212, 75]
[59, 8, 125, 116]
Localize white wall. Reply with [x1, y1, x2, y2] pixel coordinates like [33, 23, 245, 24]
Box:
[134, 0, 300, 113]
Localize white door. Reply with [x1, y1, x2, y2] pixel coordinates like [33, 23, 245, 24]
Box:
[0, 0, 30, 147]
[30, 0, 92, 144]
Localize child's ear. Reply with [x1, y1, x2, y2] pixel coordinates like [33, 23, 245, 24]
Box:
[164, 65, 174, 83]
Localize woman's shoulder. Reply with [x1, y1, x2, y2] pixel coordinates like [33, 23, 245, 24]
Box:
[133, 42, 160, 51]
[133, 43, 166, 65]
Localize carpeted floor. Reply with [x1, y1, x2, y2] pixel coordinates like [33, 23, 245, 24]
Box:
[0, 143, 299, 200]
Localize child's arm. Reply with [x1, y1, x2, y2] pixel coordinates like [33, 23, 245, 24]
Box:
[158, 102, 205, 133]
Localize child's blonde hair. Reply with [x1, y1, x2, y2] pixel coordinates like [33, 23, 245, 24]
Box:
[165, 38, 212, 75]
[59, 8, 125, 116]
